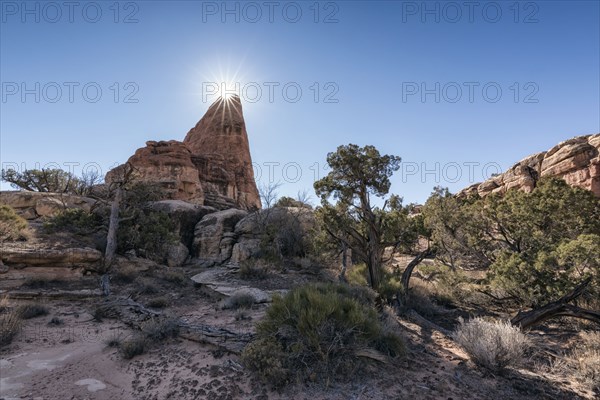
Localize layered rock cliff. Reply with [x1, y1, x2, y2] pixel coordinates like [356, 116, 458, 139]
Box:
[459, 134, 600, 197]
[105, 96, 261, 210]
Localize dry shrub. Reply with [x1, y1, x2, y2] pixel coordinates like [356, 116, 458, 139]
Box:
[112, 266, 137, 284]
[160, 269, 187, 285]
[221, 292, 255, 310]
[0, 203, 29, 241]
[146, 296, 169, 309]
[15, 303, 49, 319]
[452, 317, 529, 371]
[120, 336, 146, 359]
[238, 259, 269, 280]
[553, 331, 600, 393]
[0, 310, 22, 347]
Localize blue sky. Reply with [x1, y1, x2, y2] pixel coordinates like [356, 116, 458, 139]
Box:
[1, 0, 599, 204]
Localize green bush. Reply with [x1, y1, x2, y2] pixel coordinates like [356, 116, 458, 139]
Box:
[44, 208, 104, 235]
[0, 204, 28, 241]
[242, 283, 404, 387]
[117, 210, 177, 262]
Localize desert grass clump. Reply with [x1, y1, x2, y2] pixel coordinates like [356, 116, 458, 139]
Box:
[15, 303, 49, 319]
[238, 259, 269, 280]
[137, 280, 159, 295]
[452, 317, 529, 372]
[104, 332, 123, 348]
[242, 282, 405, 387]
[221, 292, 256, 310]
[160, 269, 187, 285]
[146, 296, 169, 309]
[0, 203, 29, 241]
[0, 310, 22, 347]
[140, 317, 180, 341]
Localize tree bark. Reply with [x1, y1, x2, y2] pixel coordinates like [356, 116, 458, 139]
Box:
[400, 250, 431, 304]
[103, 186, 122, 272]
[511, 277, 600, 329]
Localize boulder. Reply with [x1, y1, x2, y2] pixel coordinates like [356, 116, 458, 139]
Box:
[0, 245, 102, 268]
[0, 191, 96, 219]
[193, 209, 248, 263]
[147, 200, 216, 249]
[190, 268, 280, 303]
[167, 242, 189, 268]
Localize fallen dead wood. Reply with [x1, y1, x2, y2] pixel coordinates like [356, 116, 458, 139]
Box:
[178, 323, 254, 354]
[511, 277, 600, 329]
[96, 297, 253, 353]
[405, 309, 451, 337]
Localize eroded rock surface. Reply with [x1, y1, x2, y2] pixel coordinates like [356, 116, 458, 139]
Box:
[460, 134, 600, 197]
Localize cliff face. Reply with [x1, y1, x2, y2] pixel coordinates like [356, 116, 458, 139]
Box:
[105, 96, 261, 210]
[459, 134, 600, 198]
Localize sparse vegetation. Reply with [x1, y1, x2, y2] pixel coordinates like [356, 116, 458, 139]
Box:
[147, 296, 169, 309]
[160, 269, 187, 285]
[242, 283, 404, 387]
[452, 317, 530, 372]
[238, 259, 269, 280]
[552, 331, 600, 393]
[15, 303, 49, 319]
[48, 316, 63, 326]
[112, 266, 137, 284]
[120, 336, 146, 359]
[22, 276, 68, 289]
[0, 310, 22, 347]
[140, 317, 180, 341]
[0, 203, 29, 241]
[221, 292, 255, 310]
[44, 208, 104, 235]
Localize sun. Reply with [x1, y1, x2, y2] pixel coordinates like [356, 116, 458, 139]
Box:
[219, 83, 239, 101]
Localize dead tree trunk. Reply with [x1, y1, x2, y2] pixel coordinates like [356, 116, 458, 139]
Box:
[103, 186, 122, 272]
[511, 277, 600, 329]
[400, 250, 431, 304]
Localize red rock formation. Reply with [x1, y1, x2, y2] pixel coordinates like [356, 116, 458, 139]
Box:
[184, 95, 260, 210]
[105, 96, 261, 210]
[459, 134, 600, 198]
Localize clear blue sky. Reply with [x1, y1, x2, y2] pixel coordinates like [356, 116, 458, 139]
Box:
[1, 0, 599, 204]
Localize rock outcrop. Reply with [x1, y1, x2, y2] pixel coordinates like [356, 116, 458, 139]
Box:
[192, 209, 248, 264]
[105, 96, 261, 210]
[192, 207, 315, 265]
[0, 191, 96, 220]
[459, 134, 600, 197]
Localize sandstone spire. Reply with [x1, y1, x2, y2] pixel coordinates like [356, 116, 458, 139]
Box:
[105, 96, 261, 210]
[184, 95, 261, 210]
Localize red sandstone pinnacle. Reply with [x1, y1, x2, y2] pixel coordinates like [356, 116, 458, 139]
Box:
[105, 96, 261, 210]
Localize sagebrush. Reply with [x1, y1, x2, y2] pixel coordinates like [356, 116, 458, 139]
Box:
[452, 317, 529, 371]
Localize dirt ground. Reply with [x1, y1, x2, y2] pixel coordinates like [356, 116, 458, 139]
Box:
[1, 265, 596, 400]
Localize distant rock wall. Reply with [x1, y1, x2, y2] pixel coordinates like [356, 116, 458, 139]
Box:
[459, 134, 600, 197]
